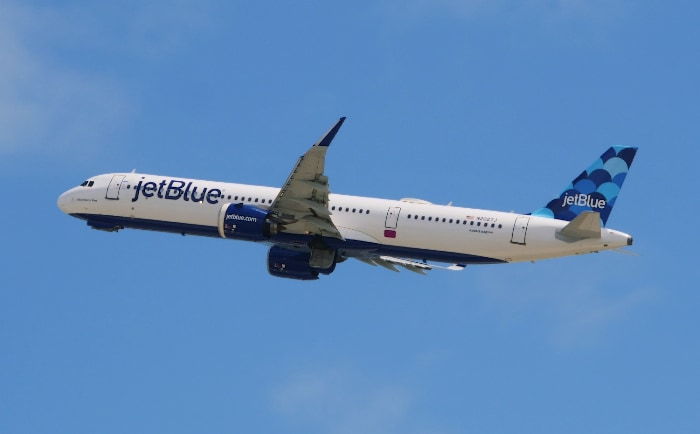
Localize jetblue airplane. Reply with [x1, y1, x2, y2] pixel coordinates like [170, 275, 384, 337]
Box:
[57, 118, 637, 280]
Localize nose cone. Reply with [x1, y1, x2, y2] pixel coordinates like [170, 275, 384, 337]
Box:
[57, 190, 72, 214]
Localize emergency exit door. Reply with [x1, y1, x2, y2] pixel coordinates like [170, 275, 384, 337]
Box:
[385, 207, 401, 229]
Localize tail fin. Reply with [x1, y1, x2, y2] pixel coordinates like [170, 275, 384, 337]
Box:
[531, 146, 638, 226]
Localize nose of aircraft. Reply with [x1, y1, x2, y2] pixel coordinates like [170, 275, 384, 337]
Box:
[57, 190, 72, 214]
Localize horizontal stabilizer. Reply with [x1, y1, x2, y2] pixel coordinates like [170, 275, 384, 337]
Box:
[558, 211, 601, 240]
[355, 256, 466, 274]
[356, 257, 403, 273]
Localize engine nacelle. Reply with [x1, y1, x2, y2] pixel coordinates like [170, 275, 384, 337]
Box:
[218, 203, 278, 241]
[267, 246, 322, 280]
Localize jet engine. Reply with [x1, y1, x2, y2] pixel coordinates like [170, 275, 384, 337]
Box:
[267, 245, 337, 280]
[217, 203, 279, 241]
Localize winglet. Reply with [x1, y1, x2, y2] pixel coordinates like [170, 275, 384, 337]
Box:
[315, 117, 346, 147]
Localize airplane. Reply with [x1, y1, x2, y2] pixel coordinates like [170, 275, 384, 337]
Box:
[57, 117, 637, 280]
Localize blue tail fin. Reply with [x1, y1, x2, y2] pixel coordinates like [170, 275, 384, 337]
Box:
[531, 146, 638, 226]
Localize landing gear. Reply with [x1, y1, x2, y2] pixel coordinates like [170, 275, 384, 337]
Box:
[308, 237, 337, 273]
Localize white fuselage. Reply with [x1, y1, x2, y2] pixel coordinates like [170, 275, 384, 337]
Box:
[57, 172, 632, 265]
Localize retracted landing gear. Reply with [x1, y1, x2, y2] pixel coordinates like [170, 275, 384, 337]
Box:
[308, 237, 337, 272]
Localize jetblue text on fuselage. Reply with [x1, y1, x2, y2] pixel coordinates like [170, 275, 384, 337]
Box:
[131, 179, 222, 204]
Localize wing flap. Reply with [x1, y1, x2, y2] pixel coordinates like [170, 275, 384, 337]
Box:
[301, 215, 344, 239]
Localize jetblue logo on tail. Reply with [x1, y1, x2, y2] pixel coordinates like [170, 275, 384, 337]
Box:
[561, 193, 606, 209]
[531, 146, 637, 226]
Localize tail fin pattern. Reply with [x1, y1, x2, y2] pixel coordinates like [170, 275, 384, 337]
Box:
[531, 146, 637, 226]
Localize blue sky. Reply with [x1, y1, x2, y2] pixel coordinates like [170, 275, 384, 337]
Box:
[1, 1, 699, 433]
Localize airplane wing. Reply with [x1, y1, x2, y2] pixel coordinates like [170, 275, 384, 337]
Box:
[355, 256, 466, 274]
[267, 118, 466, 274]
[268, 118, 346, 239]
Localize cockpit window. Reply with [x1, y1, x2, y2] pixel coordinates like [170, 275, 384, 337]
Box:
[80, 180, 95, 187]
[80, 181, 89, 186]
[88, 181, 94, 187]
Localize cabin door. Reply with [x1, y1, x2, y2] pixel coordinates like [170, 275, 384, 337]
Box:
[511, 217, 530, 245]
[106, 175, 126, 200]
